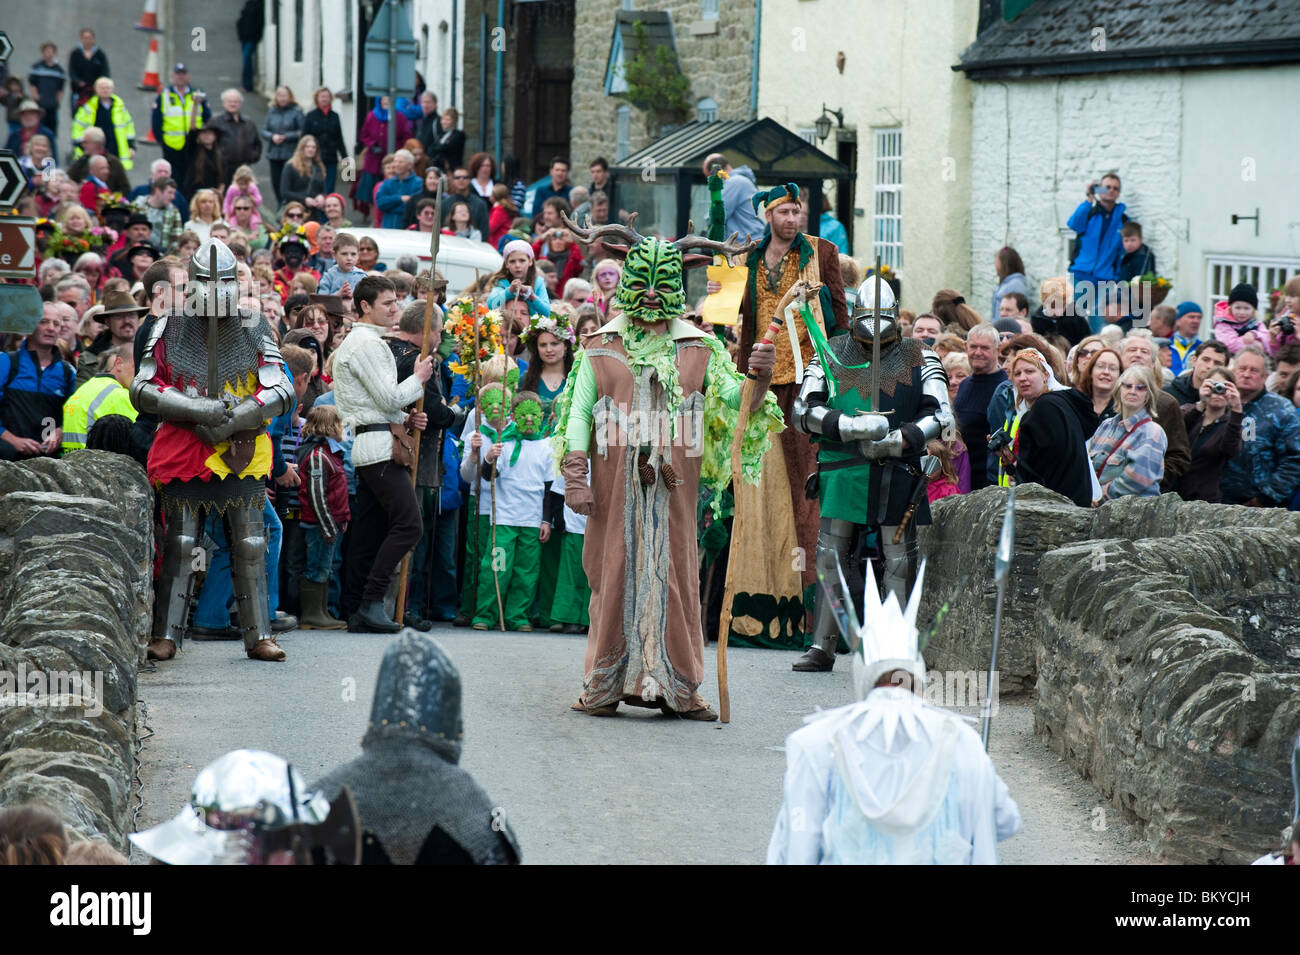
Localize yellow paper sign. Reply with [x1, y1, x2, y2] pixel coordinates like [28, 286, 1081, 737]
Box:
[702, 258, 748, 326]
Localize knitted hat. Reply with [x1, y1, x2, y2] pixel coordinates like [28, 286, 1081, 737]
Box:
[501, 238, 534, 262]
[1175, 300, 1202, 318]
[1227, 283, 1257, 308]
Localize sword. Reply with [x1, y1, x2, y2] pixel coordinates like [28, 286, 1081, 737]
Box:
[893, 454, 941, 545]
[870, 255, 882, 416]
[980, 484, 1016, 750]
[206, 243, 219, 401]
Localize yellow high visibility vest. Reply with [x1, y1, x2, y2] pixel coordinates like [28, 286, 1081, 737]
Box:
[159, 88, 203, 150]
[996, 411, 1023, 487]
[62, 375, 137, 451]
[71, 95, 136, 171]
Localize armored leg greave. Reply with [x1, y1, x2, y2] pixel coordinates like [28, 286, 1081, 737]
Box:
[226, 501, 272, 651]
[153, 507, 205, 648]
[879, 524, 917, 608]
[812, 518, 859, 656]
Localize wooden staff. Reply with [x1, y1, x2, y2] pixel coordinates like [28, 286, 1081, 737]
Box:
[715, 301, 797, 723]
[394, 180, 445, 621]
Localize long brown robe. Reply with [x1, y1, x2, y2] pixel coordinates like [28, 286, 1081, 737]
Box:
[579, 329, 714, 712]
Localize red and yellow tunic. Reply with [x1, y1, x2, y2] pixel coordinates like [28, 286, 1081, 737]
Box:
[145, 338, 276, 486]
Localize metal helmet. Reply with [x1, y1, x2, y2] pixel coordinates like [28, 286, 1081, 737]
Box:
[850, 275, 900, 347]
[362, 630, 464, 763]
[188, 237, 241, 319]
[129, 749, 331, 865]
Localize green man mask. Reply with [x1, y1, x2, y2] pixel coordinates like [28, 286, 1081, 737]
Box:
[511, 395, 544, 437]
[615, 237, 685, 326]
[478, 382, 508, 424]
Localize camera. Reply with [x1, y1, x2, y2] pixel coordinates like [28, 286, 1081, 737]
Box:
[1276, 315, 1295, 336]
[1210, 381, 1228, 395]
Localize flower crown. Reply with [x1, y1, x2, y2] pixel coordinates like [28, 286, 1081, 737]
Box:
[523, 310, 575, 345]
[270, 222, 310, 244]
[97, 191, 128, 212]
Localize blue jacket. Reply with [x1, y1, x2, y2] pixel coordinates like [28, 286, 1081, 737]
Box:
[1219, 392, 1300, 507]
[317, 265, 369, 295]
[485, 276, 550, 317]
[985, 378, 1016, 485]
[819, 212, 849, 254]
[1067, 199, 1127, 280]
[375, 172, 423, 229]
[723, 166, 765, 244]
[440, 431, 462, 511]
[0, 343, 75, 439]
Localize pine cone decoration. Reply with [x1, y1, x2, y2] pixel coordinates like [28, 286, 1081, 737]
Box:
[637, 452, 656, 486]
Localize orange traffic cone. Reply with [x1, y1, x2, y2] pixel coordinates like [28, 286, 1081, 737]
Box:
[139, 38, 161, 91]
[135, 0, 164, 32]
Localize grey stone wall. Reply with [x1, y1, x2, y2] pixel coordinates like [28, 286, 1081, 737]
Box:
[570, 0, 756, 173]
[1035, 532, 1300, 863]
[919, 485, 1300, 693]
[0, 453, 152, 850]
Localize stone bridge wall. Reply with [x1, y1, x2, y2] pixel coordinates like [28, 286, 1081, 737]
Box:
[0, 454, 152, 851]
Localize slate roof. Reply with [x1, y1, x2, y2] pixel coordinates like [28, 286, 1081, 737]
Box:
[614, 119, 852, 180]
[956, 0, 1300, 79]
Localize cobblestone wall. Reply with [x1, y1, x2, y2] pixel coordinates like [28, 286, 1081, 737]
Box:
[0, 453, 152, 851]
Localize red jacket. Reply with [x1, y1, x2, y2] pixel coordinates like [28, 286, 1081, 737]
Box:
[298, 439, 350, 538]
[532, 237, 585, 296]
[488, 205, 512, 248]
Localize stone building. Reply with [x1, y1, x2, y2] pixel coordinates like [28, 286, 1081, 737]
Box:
[758, 0, 978, 313]
[568, 0, 758, 177]
[957, 0, 1300, 321]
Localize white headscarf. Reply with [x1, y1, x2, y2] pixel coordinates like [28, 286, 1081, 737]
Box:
[1011, 348, 1068, 415]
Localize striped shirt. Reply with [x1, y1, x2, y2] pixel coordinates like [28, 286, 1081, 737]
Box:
[1087, 409, 1167, 500]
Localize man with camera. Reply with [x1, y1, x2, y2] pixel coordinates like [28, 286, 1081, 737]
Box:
[1165, 339, 1228, 406]
[1067, 172, 1127, 327]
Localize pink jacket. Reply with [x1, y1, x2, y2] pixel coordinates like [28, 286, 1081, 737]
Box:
[1212, 304, 1265, 356]
[223, 183, 264, 230]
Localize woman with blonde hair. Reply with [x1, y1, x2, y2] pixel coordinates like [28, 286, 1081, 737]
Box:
[590, 258, 621, 316]
[263, 84, 305, 206]
[1086, 364, 1167, 502]
[281, 135, 327, 219]
[1031, 274, 1089, 346]
[56, 203, 95, 235]
[185, 188, 222, 242]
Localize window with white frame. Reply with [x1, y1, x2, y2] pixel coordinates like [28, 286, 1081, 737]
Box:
[616, 106, 631, 161]
[796, 127, 817, 146]
[701, 0, 720, 19]
[1205, 254, 1300, 312]
[873, 127, 903, 270]
[697, 97, 717, 123]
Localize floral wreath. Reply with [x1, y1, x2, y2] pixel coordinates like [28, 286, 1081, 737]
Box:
[522, 309, 575, 346]
[270, 222, 310, 245]
[444, 297, 506, 385]
[97, 191, 129, 213]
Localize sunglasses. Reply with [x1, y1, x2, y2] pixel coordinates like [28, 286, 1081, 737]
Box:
[452, 174, 469, 180]
[286, 211, 304, 218]
[305, 316, 330, 327]
[1120, 382, 1148, 391]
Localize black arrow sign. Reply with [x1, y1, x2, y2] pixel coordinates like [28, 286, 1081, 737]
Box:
[0, 150, 24, 210]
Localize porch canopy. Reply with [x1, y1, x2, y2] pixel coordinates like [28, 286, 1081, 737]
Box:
[611, 118, 853, 241]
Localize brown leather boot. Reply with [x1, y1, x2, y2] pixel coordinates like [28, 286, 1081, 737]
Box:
[247, 638, 286, 662]
[146, 638, 176, 661]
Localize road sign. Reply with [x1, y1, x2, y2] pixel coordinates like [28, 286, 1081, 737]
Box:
[0, 283, 42, 335]
[0, 150, 25, 209]
[0, 32, 12, 65]
[362, 0, 417, 98]
[0, 218, 35, 278]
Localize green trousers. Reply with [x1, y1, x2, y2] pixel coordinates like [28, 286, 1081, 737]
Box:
[473, 524, 541, 630]
[549, 532, 590, 627]
[458, 501, 489, 619]
[534, 530, 565, 626]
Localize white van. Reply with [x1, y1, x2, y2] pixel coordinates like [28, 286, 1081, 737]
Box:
[343, 228, 503, 298]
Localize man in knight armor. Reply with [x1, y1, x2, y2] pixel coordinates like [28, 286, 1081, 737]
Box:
[131, 749, 361, 864]
[552, 212, 783, 720]
[766, 563, 1021, 864]
[789, 276, 954, 672]
[131, 237, 295, 663]
[312, 631, 521, 864]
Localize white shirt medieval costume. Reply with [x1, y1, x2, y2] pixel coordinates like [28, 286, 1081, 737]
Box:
[766, 564, 1022, 864]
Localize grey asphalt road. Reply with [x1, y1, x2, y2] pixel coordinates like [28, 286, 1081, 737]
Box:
[8, 0, 273, 201]
[134, 625, 1155, 865]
